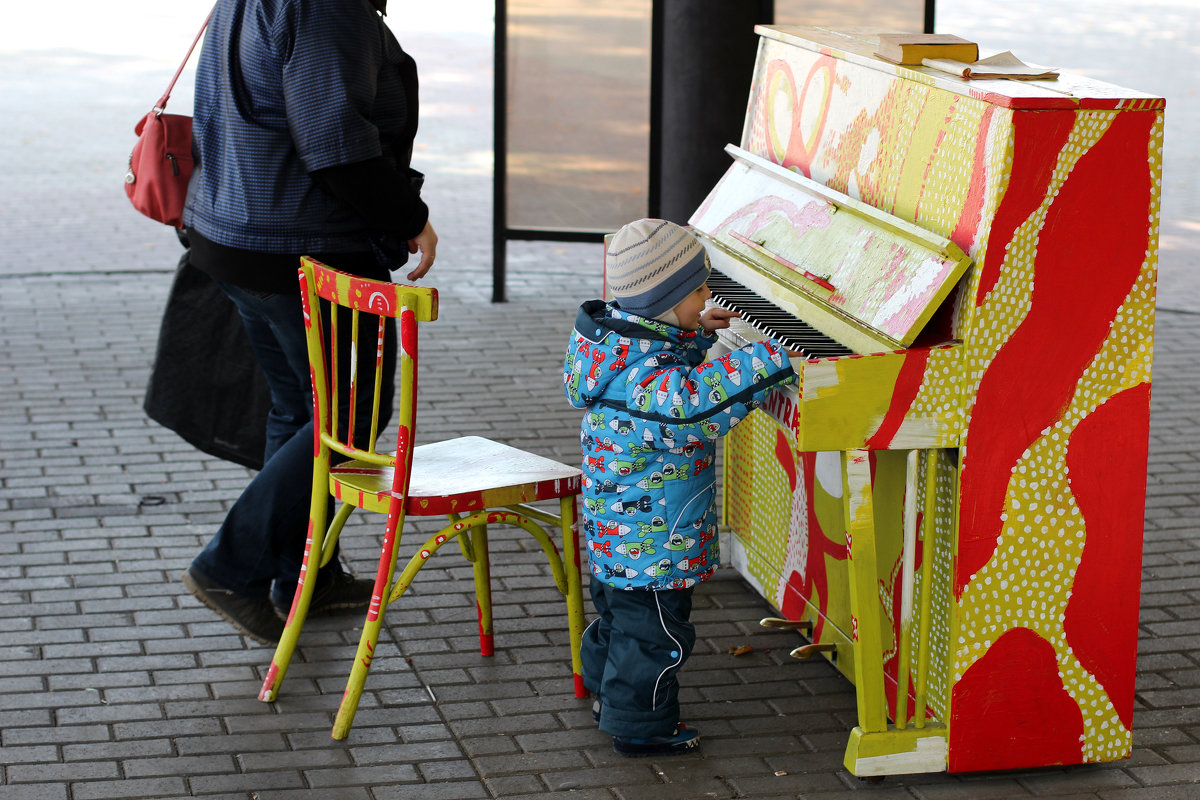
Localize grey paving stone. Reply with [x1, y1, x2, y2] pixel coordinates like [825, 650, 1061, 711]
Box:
[1020, 768, 1142, 794]
[303, 763, 422, 787]
[253, 790, 372, 800]
[1098, 787, 1200, 800]
[185, 771, 309, 796]
[499, 790, 613, 800]
[0, 785, 71, 800]
[122, 754, 239, 779]
[1125, 762, 1200, 786]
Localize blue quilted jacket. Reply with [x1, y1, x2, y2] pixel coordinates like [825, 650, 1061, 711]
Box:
[564, 300, 796, 590]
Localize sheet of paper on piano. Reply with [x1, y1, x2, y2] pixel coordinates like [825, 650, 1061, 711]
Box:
[921, 50, 1059, 81]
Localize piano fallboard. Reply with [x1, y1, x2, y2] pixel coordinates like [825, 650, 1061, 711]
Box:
[691, 146, 972, 354]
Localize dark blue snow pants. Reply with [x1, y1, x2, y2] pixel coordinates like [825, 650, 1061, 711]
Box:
[581, 578, 696, 739]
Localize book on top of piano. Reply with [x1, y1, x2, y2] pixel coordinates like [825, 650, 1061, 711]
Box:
[874, 33, 978, 66]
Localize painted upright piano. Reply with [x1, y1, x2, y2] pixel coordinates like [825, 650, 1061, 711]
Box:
[693, 26, 1164, 776]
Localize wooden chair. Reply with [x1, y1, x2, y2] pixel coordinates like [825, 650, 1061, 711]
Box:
[258, 257, 586, 739]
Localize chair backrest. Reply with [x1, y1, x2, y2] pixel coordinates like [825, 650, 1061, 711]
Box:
[298, 257, 438, 476]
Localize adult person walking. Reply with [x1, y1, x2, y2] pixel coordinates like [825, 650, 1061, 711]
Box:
[179, 0, 438, 645]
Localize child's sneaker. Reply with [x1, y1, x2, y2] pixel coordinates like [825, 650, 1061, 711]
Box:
[611, 724, 700, 757]
[592, 699, 602, 724]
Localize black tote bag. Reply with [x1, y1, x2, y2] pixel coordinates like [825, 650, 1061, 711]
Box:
[143, 247, 272, 470]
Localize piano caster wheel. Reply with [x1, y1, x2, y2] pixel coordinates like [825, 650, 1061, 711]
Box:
[759, 616, 814, 636]
[790, 643, 836, 660]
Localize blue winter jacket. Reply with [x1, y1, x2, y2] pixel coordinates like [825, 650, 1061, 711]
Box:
[564, 300, 797, 590]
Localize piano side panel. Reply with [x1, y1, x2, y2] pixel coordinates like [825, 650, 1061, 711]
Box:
[945, 107, 1162, 772]
[876, 447, 960, 727]
[915, 449, 958, 725]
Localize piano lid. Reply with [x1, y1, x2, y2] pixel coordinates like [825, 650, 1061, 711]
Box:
[690, 145, 972, 351]
[756, 26, 1166, 112]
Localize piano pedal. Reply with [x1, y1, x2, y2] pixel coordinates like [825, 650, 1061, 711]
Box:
[758, 617, 813, 636]
[759, 618, 834, 661]
[790, 643, 836, 660]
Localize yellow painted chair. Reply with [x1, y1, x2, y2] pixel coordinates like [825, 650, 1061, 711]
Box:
[259, 257, 586, 739]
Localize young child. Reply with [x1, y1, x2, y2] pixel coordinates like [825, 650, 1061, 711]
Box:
[564, 218, 797, 756]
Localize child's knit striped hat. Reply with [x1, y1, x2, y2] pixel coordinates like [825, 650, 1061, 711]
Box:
[605, 218, 710, 320]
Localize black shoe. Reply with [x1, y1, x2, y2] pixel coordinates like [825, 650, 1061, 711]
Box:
[273, 571, 375, 619]
[612, 724, 701, 757]
[182, 567, 284, 646]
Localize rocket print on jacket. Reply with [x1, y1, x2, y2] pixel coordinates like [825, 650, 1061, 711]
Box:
[565, 299, 796, 590]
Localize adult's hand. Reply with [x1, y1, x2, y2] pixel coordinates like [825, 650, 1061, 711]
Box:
[406, 220, 438, 280]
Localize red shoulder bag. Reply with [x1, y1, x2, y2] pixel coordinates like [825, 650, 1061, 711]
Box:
[124, 13, 211, 228]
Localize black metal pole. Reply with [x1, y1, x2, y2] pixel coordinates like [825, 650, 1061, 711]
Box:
[492, 0, 508, 303]
[647, 0, 666, 219]
[650, 0, 773, 226]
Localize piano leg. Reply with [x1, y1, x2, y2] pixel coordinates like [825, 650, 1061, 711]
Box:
[843, 450, 888, 730]
[842, 449, 948, 778]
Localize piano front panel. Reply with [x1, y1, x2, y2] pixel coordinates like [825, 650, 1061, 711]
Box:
[792, 346, 964, 452]
[724, 412, 960, 724]
[723, 26, 1164, 773]
[711, 307, 966, 452]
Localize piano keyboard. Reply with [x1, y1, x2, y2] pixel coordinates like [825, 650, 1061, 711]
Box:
[708, 269, 853, 358]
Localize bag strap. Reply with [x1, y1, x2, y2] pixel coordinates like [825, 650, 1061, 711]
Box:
[155, 10, 213, 114]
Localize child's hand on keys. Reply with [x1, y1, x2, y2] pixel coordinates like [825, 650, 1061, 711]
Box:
[700, 306, 740, 332]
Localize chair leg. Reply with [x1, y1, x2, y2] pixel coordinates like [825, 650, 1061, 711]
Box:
[259, 518, 319, 702]
[471, 524, 494, 657]
[260, 496, 348, 702]
[561, 494, 587, 699]
[333, 599, 389, 739]
[332, 505, 408, 739]
[319, 501, 355, 568]
[335, 515, 498, 736]
[505, 499, 588, 699]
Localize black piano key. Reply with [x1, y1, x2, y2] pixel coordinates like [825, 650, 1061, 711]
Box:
[709, 268, 853, 358]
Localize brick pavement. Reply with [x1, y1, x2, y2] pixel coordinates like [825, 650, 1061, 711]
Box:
[3, 1, 1200, 798]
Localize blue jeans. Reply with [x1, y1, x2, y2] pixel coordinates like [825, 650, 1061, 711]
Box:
[582, 579, 696, 739]
[191, 278, 395, 606]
